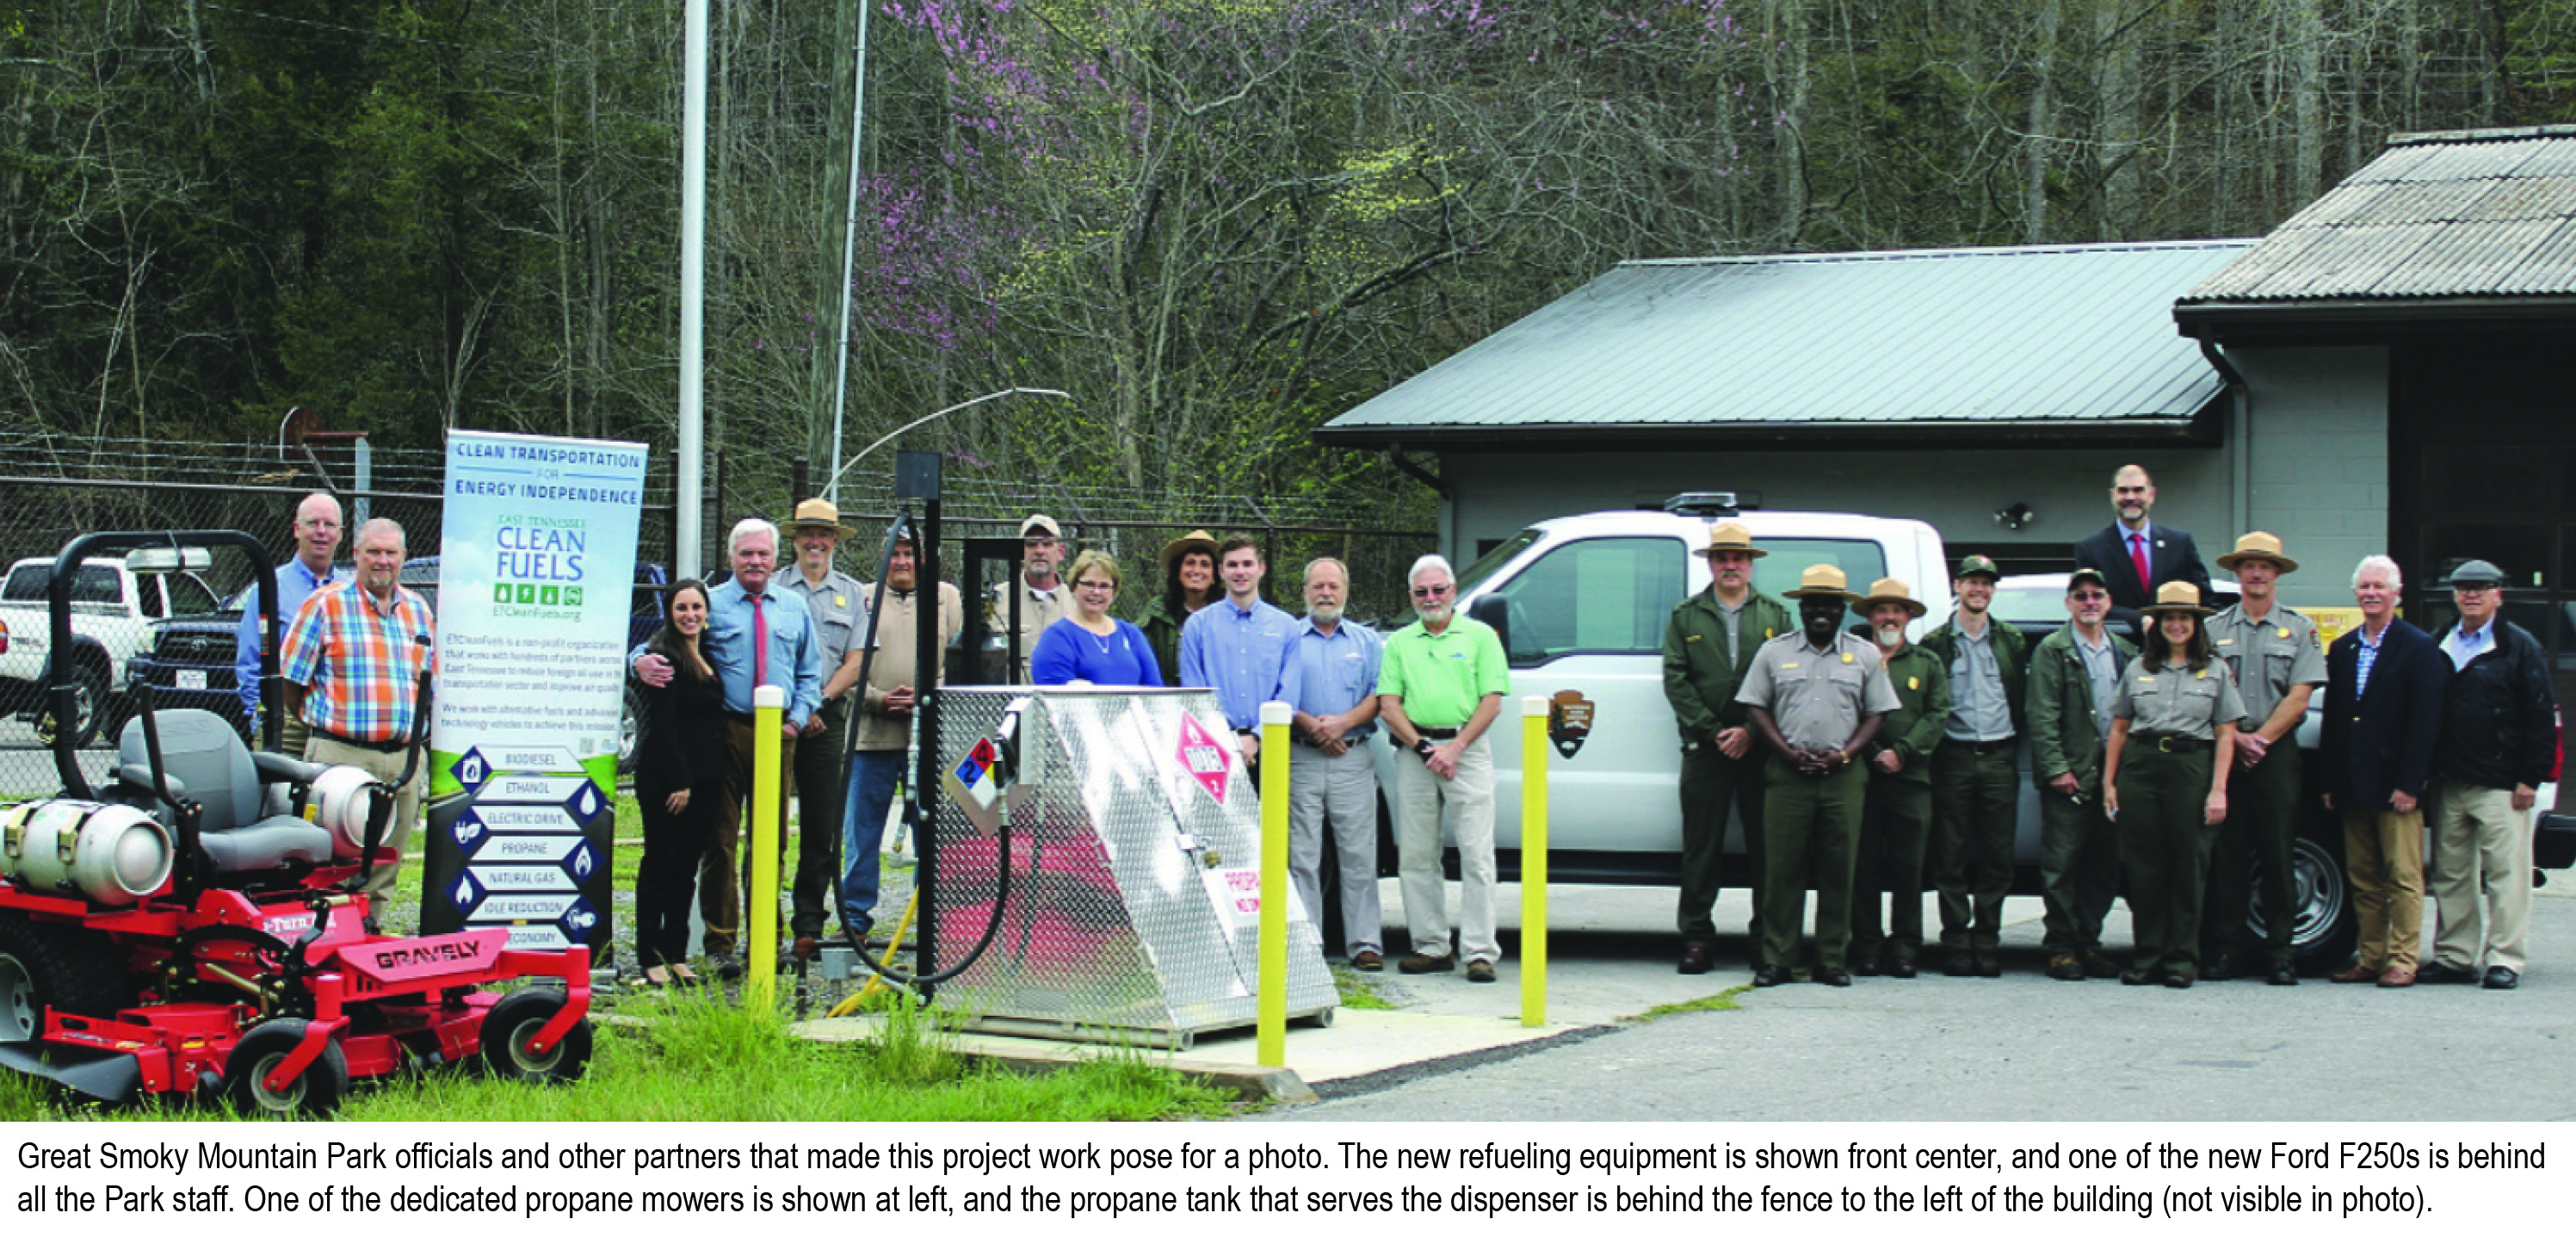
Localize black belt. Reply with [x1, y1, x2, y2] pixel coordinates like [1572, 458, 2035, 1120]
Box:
[2150, 736, 2214, 753]
[1294, 728, 1374, 747]
[1413, 726, 1461, 740]
[312, 728, 411, 753]
[1947, 736, 2017, 754]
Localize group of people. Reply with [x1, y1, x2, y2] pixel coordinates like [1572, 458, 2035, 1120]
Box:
[1667, 464, 2551, 994]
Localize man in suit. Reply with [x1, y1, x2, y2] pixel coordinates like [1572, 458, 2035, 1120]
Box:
[2320, 554, 2448, 988]
[2073, 464, 2212, 628]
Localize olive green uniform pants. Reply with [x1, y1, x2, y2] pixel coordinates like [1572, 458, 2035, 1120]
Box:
[1678, 744, 1767, 947]
[2117, 744, 2218, 978]
[1851, 776, 1933, 964]
[1932, 738, 2019, 956]
[1760, 758, 1867, 969]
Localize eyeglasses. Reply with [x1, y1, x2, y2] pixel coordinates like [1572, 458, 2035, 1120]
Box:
[1073, 579, 1116, 592]
[2455, 585, 2500, 596]
[1411, 584, 1453, 598]
[2070, 590, 2110, 603]
[297, 519, 340, 531]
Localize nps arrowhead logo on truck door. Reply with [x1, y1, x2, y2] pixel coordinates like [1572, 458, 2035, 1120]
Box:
[1549, 690, 1596, 759]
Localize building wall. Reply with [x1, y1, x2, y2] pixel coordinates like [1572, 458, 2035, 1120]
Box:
[1442, 444, 2238, 572]
[2233, 345, 2391, 605]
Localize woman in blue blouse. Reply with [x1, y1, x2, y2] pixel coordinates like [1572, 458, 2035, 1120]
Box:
[1031, 551, 1164, 685]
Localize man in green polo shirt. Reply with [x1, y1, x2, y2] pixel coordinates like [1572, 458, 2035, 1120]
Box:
[1377, 554, 1510, 983]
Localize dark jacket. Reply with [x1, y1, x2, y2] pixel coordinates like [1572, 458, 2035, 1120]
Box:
[1869, 645, 1952, 785]
[1661, 586, 1795, 743]
[1920, 614, 2030, 738]
[2073, 523, 2212, 628]
[640, 658, 726, 791]
[2434, 620, 2556, 791]
[2321, 618, 2446, 810]
[2027, 623, 2140, 792]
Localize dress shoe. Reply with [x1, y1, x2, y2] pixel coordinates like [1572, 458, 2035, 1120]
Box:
[1466, 958, 1497, 983]
[2375, 966, 2417, 988]
[1397, 950, 1455, 974]
[1885, 956, 1918, 979]
[1974, 954, 2003, 979]
[1751, 964, 1791, 987]
[2202, 953, 2239, 982]
[2481, 966, 2520, 991]
[1815, 966, 1851, 987]
[2120, 968, 2158, 986]
[1677, 944, 1715, 976]
[2162, 971, 2196, 989]
[2417, 963, 2477, 986]
[2047, 954, 2085, 981]
[2081, 950, 2121, 980]
[1851, 955, 1881, 978]
[2265, 964, 2300, 987]
[1943, 952, 1976, 978]
[2329, 963, 2379, 984]
[1351, 950, 1384, 973]
[714, 955, 745, 982]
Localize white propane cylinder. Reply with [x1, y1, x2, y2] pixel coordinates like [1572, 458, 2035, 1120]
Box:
[303, 765, 382, 857]
[1, 800, 173, 906]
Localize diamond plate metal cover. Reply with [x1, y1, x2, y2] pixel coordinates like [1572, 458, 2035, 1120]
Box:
[930, 687, 1338, 1040]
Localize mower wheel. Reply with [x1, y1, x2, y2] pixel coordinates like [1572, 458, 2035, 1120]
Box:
[481, 987, 592, 1084]
[0, 914, 129, 1043]
[222, 1018, 349, 1118]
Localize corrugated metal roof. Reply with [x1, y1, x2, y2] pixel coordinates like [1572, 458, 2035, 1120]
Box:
[1320, 240, 2250, 438]
[2182, 125, 2576, 306]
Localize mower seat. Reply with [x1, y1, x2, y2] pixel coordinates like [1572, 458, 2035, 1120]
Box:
[117, 710, 335, 875]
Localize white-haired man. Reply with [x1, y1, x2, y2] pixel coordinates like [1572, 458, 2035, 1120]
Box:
[2320, 554, 2446, 988]
[1375, 554, 1509, 982]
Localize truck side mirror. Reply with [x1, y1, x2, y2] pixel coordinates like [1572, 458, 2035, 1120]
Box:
[1467, 594, 1516, 659]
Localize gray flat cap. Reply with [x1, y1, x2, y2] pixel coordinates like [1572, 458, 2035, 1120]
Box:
[2447, 559, 2506, 586]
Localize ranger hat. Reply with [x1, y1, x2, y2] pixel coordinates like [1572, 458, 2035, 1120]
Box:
[1018, 513, 1063, 539]
[2142, 579, 2215, 618]
[1788, 563, 1863, 604]
[1691, 522, 1767, 558]
[1158, 529, 1220, 567]
[1955, 554, 2001, 580]
[781, 498, 856, 539]
[2216, 530, 2301, 574]
[2447, 559, 2506, 587]
[1855, 577, 1925, 618]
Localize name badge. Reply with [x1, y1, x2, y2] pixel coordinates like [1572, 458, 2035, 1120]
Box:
[1781, 662, 1800, 671]
[2215, 637, 2234, 647]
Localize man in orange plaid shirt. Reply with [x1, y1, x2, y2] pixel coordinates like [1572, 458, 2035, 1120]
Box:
[282, 517, 437, 919]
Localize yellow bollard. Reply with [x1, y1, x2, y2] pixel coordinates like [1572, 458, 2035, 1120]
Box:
[1520, 695, 1549, 1028]
[746, 684, 785, 1016]
[1257, 700, 1292, 1067]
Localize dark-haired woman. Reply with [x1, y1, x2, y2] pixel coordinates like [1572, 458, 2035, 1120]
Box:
[1139, 529, 1219, 684]
[2102, 580, 2247, 989]
[634, 579, 725, 989]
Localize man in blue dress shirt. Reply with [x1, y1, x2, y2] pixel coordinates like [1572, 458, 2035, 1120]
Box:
[1287, 556, 1385, 968]
[235, 492, 343, 752]
[1179, 535, 1302, 770]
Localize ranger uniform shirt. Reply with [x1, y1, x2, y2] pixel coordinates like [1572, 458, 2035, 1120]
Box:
[2208, 603, 2328, 732]
[1735, 631, 1901, 753]
[2111, 655, 2249, 739]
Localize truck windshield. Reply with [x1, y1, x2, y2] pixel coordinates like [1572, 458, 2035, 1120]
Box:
[1454, 529, 1539, 595]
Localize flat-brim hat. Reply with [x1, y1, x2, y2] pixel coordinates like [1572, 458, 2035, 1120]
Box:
[1788, 563, 1863, 604]
[1855, 577, 1924, 618]
[2143, 580, 2215, 617]
[2216, 530, 2300, 574]
[1691, 521, 1767, 558]
[781, 498, 856, 539]
[1158, 529, 1219, 566]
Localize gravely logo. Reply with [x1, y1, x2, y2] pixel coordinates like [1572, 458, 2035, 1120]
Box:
[372, 936, 489, 971]
[343, 928, 506, 981]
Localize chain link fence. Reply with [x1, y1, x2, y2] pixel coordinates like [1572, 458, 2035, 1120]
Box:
[0, 430, 1434, 800]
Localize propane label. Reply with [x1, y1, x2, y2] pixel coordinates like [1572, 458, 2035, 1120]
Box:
[1176, 713, 1232, 804]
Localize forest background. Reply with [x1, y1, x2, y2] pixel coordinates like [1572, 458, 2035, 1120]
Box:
[7, 0, 2574, 515]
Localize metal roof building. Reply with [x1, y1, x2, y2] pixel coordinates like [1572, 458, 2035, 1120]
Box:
[1321, 240, 2253, 450]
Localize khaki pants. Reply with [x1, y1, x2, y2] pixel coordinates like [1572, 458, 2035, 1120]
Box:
[2343, 807, 2425, 974]
[2430, 783, 2532, 974]
[305, 736, 421, 919]
[1288, 740, 1383, 960]
[1392, 739, 1497, 964]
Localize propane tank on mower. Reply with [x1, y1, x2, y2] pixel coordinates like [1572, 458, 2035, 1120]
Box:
[0, 798, 174, 905]
[300, 764, 386, 858]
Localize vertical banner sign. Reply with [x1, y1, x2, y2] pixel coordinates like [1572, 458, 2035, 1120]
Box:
[419, 432, 647, 952]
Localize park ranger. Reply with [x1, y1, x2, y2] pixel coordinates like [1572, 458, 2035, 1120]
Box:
[2205, 532, 2328, 986]
[1921, 554, 2029, 977]
[1735, 564, 1899, 988]
[1661, 521, 1795, 974]
[2026, 568, 2138, 981]
[1849, 578, 1949, 978]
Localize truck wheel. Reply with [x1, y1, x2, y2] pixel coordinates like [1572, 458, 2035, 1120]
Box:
[33, 659, 112, 750]
[480, 987, 592, 1084]
[222, 1018, 349, 1117]
[2264, 833, 2359, 975]
[618, 684, 644, 775]
[0, 915, 128, 1043]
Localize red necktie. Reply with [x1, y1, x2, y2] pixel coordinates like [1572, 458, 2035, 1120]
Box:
[2129, 533, 2151, 595]
[751, 596, 769, 690]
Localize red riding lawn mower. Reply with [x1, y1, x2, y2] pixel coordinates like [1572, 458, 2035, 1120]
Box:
[0, 530, 592, 1117]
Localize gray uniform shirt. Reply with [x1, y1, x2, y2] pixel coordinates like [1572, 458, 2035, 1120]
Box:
[2074, 630, 2124, 740]
[2208, 603, 2328, 732]
[780, 565, 869, 671]
[1736, 631, 1902, 752]
[2111, 656, 2250, 739]
[1717, 597, 1746, 665]
[1943, 620, 2017, 742]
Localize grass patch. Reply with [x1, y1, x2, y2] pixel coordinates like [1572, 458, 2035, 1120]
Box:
[1332, 968, 1395, 1011]
[1634, 987, 1746, 1022]
[0, 995, 1232, 1123]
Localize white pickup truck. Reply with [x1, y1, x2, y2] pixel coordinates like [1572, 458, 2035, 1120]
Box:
[0, 549, 222, 748]
[1369, 499, 2571, 972]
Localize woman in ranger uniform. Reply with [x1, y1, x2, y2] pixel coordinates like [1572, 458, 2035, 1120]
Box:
[2102, 581, 2246, 988]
